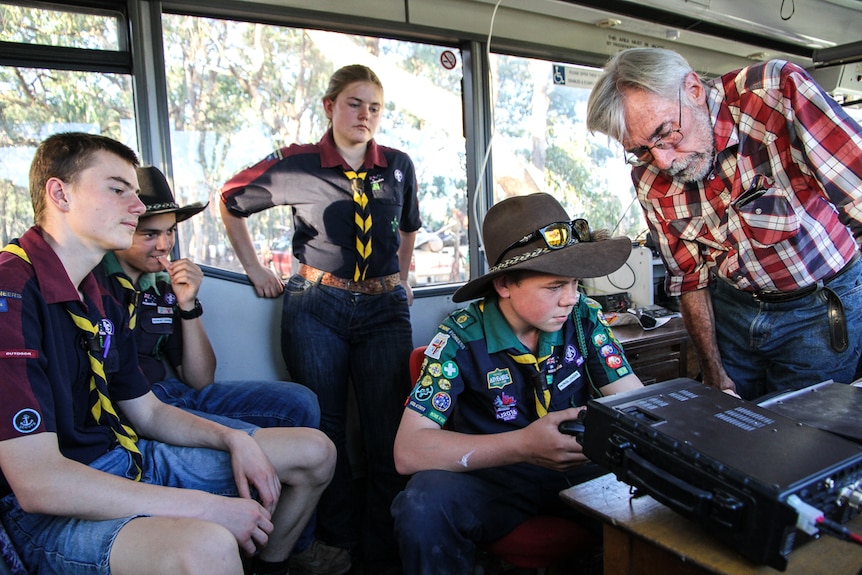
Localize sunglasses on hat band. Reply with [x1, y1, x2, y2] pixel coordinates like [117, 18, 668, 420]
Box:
[493, 218, 591, 267]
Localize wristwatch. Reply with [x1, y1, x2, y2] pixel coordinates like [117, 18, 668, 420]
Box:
[178, 298, 203, 320]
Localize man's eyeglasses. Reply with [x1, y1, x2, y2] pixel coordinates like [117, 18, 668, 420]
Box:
[494, 218, 590, 266]
[624, 89, 685, 167]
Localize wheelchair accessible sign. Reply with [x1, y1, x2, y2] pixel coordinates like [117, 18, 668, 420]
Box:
[553, 64, 603, 89]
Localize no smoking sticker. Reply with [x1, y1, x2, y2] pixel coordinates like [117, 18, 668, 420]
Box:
[440, 50, 457, 70]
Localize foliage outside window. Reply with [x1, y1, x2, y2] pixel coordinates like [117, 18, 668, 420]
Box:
[161, 15, 469, 287]
[490, 54, 644, 243]
[0, 2, 135, 245]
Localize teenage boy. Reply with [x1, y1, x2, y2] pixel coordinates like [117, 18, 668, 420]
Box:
[0, 132, 334, 575]
[391, 193, 644, 575]
[97, 165, 347, 575]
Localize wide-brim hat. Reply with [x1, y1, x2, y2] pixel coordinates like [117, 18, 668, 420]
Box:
[452, 193, 632, 302]
[137, 166, 208, 222]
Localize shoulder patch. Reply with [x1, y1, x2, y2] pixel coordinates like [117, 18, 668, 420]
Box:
[427, 333, 449, 359]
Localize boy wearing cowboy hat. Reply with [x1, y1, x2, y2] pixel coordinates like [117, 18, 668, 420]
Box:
[96, 166, 346, 575]
[391, 193, 644, 574]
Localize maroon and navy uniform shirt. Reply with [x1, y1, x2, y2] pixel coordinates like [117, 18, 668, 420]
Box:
[0, 227, 150, 492]
[220, 130, 422, 279]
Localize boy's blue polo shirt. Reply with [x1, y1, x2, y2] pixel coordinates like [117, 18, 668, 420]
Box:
[406, 296, 632, 434]
[0, 227, 150, 491]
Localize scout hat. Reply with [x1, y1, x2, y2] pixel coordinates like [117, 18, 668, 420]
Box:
[137, 166, 208, 222]
[452, 193, 632, 302]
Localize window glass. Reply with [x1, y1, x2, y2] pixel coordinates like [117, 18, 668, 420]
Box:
[0, 2, 121, 50]
[162, 14, 468, 287]
[489, 54, 644, 243]
[0, 65, 136, 244]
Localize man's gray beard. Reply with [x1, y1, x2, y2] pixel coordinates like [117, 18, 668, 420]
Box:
[667, 148, 715, 182]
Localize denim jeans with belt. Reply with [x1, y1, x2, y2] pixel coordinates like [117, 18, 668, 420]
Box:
[281, 275, 412, 574]
[711, 255, 862, 400]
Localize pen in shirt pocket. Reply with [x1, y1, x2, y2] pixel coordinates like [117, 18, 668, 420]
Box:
[734, 174, 773, 207]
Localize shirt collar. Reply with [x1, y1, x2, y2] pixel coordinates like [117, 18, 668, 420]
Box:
[482, 297, 564, 356]
[16, 226, 104, 312]
[317, 129, 388, 171]
[101, 251, 168, 294]
[706, 74, 739, 153]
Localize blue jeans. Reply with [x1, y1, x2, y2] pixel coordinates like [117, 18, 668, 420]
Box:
[151, 378, 320, 552]
[391, 464, 605, 575]
[0, 440, 243, 575]
[711, 256, 862, 400]
[281, 276, 412, 574]
[151, 379, 320, 430]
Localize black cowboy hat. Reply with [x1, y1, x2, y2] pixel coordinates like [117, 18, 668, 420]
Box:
[137, 166, 208, 222]
[452, 193, 632, 302]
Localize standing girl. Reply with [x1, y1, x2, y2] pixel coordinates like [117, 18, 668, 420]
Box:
[220, 65, 419, 575]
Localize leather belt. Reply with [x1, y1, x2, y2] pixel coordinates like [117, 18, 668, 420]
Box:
[752, 251, 860, 303]
[298, 264, 401, 295]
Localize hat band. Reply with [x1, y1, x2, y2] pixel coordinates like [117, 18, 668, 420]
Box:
[146, 202, 181, 211]
[487, 246, 551, 274]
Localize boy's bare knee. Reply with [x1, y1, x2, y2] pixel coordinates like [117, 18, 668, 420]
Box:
[112, 517, 242, 575]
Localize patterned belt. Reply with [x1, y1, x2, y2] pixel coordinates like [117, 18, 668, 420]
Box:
[752, 251, 860, 303]
[298, 264, 401, 295]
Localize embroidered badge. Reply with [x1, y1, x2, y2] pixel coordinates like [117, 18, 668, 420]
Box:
[545, 355, 562, 374]
[565, 345, 578, 364]
[142, 293, 158, 306]
[163, 293, 177, 305]
[487, 367, 513, 389]
[0, 298, 6, 312]
[394, 169, 403, 182]
[442, 361, 459, 379]
[421, 375, 434, 387]
[593, 333, 608, 346]
[494, 393, 518, 421]
[605, 355, 623, 369]
[455, 313, 472, 326]
[437, 378, 451, 391]
[2, 349, 38, 359]
[414, 386, 433, 401]
[556, 369, 581, 391]
[432, 391, 452, 412]
[428, 362, 443, 377]
[427, 333, 449, 359]
[13, 408, 40, 434]
[599, 344, 617, 358]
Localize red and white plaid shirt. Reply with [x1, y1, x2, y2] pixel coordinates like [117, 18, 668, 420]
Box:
[635, 60, 862, 296]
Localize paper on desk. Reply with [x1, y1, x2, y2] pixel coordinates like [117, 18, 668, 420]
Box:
[602, 311, 674, 331]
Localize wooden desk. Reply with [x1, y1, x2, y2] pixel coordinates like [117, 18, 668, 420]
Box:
[612, 317, 700, 384]
[561, 473, 862, 575]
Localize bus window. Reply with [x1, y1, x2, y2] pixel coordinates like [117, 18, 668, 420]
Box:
[0, 2, 136, 245]
[160, 14, 468, 287]
[489, 53, 644, 242]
